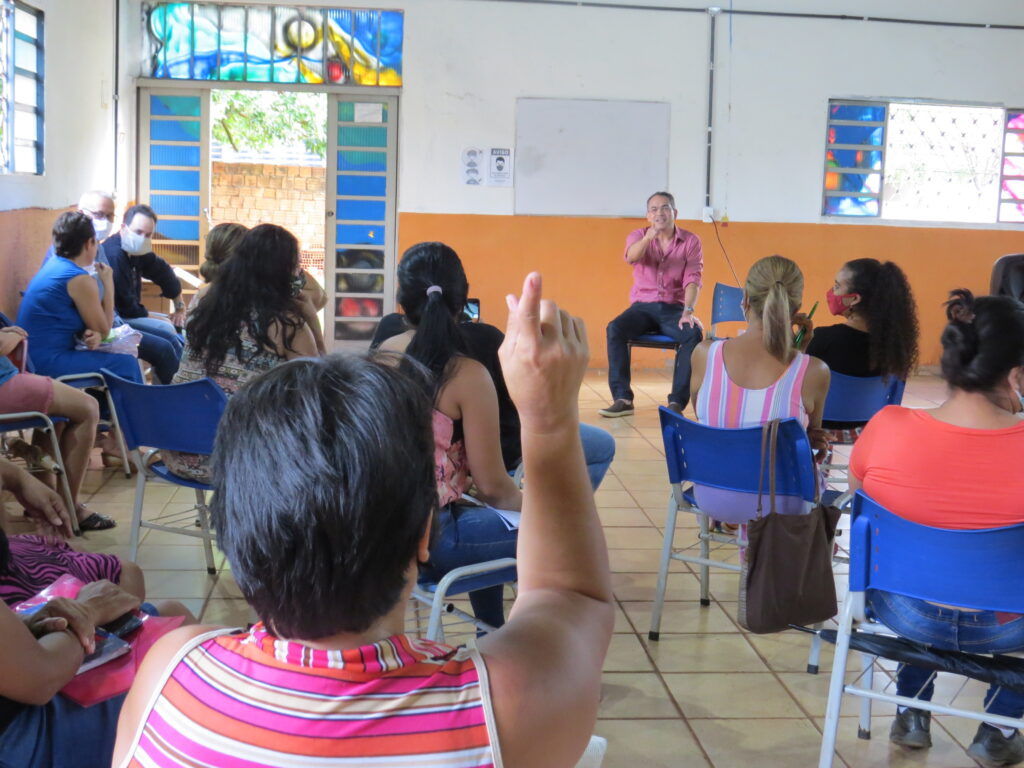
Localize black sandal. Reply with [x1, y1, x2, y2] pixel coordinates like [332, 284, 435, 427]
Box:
[78, 512, 117, 531]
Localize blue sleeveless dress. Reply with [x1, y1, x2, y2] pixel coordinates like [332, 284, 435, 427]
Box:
[16, 257, 142, 382]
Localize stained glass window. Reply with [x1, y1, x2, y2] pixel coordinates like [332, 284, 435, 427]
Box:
[824, 100, 1022, 225]
[0, 0, 43, 174]
[999, 111, 1024, 223]
[145, 3, 403, 86]
[822, 101, 885, 217]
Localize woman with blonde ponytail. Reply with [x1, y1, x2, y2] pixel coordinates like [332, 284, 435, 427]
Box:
[688, 255, 831, 522]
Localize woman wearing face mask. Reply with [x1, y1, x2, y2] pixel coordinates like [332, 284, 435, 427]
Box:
[848, 289, 1024, 763]
[162, 224, 319, 484]
[806, 258, 919, 437]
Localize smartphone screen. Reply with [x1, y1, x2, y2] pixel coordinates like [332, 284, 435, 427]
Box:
[462, 298, 481, 323]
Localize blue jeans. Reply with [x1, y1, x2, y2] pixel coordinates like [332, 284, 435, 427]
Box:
[0, 693, 125, 767]
[124, 316, 183, 384]
[868, 589, 1024, 718]
[425, 425, 614, 629]
[420, 504, 517, 629]
[606, 301, 703, 407]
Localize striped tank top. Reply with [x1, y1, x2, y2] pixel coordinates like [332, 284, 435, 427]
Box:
[695, 340, 810, 429]
[119, 624, 501, 768]
[693, 340, 812, 523]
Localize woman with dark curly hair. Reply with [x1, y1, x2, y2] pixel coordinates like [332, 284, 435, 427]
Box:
[806, 258, 919, 435]
[848, 289, 1024, 763]
[163, 224, 319, 483]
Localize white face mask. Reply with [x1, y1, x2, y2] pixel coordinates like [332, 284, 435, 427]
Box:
[92, 218, 112, 241]
[121, 228, 152, 256]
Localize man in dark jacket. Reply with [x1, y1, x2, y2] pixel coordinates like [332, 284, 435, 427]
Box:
[100, 204, 184, 383]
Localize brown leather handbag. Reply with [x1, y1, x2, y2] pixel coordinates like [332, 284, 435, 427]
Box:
[737, 419, 841, 634]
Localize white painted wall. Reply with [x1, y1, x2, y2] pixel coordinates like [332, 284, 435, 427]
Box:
[0, 0, 117, 211]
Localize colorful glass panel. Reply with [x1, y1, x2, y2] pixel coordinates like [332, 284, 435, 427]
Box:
[829, 104, 885, 122]
[151, 169, 200, 190]
[337, 223, 383, 245]
[147, 3, 403, 86]
[337, 150, 386, 172]
[828, 124, 884, 147]
[151, 120, 201, 142]
[826, 148, 882, 171]
[334, 321, 378, 341]
[151, 194, 200, 217]
[999, 202, 1024, 222]
[1004, 132, 1024, 154]
[336, 297, 382, 317]
[150, 144, 200, 166]
[150, 94, 201, 116]
[336, 272, 384, 294]
[337, 125, 387, 148]
[337, 248, 384, 270]
[338, 101, 387, 123]
[157, 219, 200, 241]
[1003, 156, 1024, 178]
[337, 199, 386, 221]
[337, 174, 386, 197]
[823, 196, 879, 217]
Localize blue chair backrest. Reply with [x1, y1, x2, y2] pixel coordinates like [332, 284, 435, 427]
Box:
[659, 407, 817, 501]
[849, 491, 1024, 615]
[101, 369, 228, 454]
[822, 373, 905, 423]
[711, 283, 745, 325]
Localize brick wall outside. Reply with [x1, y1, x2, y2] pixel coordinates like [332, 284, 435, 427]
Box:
[210, 161, 325, 262]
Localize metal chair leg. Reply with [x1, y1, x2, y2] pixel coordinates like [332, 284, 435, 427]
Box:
[649, 494, 679, 641]
[698, 512, 711, 606]
[195, 489, 216, 575]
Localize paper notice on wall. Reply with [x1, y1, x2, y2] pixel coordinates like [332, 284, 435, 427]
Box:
[487, 148, 513, 187]
[354, 102, 384, 123]
[461, 147, 484, 186]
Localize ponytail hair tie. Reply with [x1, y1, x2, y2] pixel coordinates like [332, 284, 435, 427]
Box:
[426, 285, 443, 297]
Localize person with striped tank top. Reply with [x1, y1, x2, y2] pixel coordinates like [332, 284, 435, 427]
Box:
[690, 255, 831, 524]
[113, 273, 614, 768]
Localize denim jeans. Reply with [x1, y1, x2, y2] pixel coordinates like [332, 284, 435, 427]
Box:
[578, 423, 616, 491]
[124, 316, 183, 384]
[606, 301, 703, 407]
[0, 693, 125, 768]
[420, 504, 518, 629]
[868, 589, 1024, 718]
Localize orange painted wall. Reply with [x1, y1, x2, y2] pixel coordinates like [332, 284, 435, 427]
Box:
[0, 206, 72, 322]
[399, 213, 1022, 370]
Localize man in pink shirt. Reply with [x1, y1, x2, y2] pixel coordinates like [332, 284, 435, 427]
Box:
[600, 192, 704, 417]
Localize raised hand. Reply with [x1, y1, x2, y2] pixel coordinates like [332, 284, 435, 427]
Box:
[499, 273, 588, 435]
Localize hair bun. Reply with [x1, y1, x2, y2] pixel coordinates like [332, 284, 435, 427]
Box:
[945, 288, 976, 324]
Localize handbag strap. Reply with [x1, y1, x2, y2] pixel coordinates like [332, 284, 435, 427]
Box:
[767, 419, 780, 516]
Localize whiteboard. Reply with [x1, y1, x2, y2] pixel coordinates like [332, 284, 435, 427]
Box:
[515, 98, 670, 217]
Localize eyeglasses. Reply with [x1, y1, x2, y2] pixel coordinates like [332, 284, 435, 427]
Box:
[82, 208, 114, 221]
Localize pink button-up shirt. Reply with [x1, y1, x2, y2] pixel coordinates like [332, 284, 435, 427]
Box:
[624, 226, 704, 305]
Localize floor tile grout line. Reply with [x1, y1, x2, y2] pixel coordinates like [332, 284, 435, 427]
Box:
[615, 593, 717, 768]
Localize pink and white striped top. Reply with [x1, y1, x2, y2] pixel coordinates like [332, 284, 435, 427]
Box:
[118, 624, 500, 767]
[693, 340, 812, 522]
[695, 340, 810, 429]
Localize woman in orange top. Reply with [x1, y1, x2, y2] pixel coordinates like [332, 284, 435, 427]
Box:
[849, 289, 1024, 765]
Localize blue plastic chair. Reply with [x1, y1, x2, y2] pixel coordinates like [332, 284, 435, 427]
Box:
[822, 372, 906, 424]
[102, 370, 228, 574]
[821, 373, 905, 507]
[819, 492, 1024, 766]
[650, 408, 818, 639]
[709, 282, 745, 339]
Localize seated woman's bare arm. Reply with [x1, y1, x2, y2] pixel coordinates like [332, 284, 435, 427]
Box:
[689, 339, 712, 412]
[476, 275, 614, 768]
[445, 358, 522, 511]
[67, 274, 112, 337]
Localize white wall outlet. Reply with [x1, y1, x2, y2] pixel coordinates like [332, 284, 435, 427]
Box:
[701, 206, 714, 223]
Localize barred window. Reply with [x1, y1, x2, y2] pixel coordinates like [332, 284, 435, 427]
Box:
[0, 0, 43, 174]
[823, 100, 1022, 224]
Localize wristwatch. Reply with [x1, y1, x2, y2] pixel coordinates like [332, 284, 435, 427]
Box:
[682, 305, 694, 313]
[173, 299, 185, 312]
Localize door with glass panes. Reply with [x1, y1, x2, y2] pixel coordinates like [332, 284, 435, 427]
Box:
[137, 87, 398, 349]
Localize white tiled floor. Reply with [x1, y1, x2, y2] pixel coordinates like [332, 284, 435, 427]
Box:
[13, 367, 994, 767]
